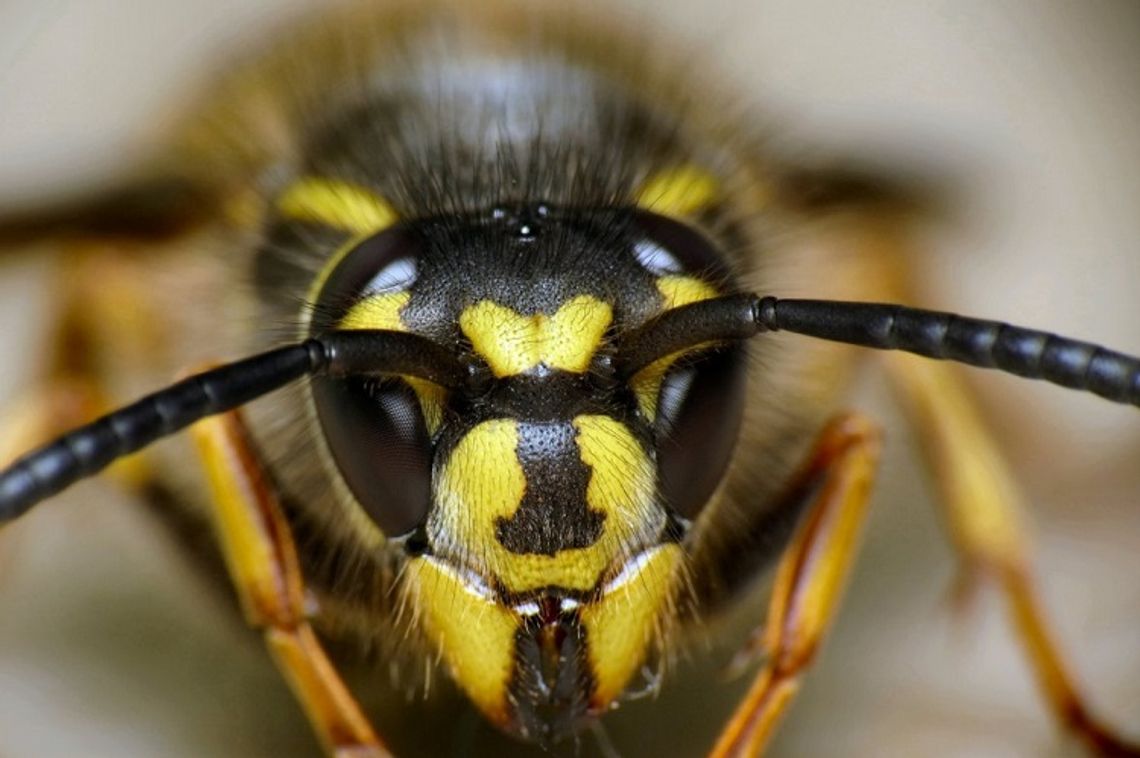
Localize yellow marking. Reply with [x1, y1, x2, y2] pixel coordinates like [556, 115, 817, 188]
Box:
[404, 377, 447, 435]
[338, 291, 411, 332]
[458, 296, 613, 378]
[430, 416, 660, 594]
[656, 275, 719, 310]
[278, 178, 397, 235]
[336, 292, 446, 434]
[635, 166, 719, 217]
[629, 275, 720, 420]
[402, 556, 518, 726]
[629, 349, 688, 421]
[580, 544, 683, 709]
[574, 415, 657, 535]
[303, 235, 368, 328]
[290, 179, 397, 321]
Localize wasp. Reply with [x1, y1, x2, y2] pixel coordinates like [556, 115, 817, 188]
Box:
[0, 2, 1137, 756]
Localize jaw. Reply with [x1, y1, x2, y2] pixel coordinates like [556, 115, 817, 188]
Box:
[401, 543, 684, 741]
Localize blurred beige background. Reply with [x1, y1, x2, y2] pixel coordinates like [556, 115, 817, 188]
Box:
[0, 2, 1138, 757]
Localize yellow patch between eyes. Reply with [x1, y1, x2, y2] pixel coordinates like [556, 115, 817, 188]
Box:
[630, 275, 721, 420]
[430, 416, 660, 594]
[458, 295, 613, 378]
[635, 166, 719, 217]
[277, 178, 398, 234]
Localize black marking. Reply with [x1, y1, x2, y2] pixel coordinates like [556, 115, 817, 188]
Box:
[496, 422, 605, 556]
[468, 373, 616, 423]
[439, 371, 652, 460]
[396, 207, 665, 345]
[494, 583, 599, 607]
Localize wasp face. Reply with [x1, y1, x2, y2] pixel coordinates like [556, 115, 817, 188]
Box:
[302, 191, 748, 741]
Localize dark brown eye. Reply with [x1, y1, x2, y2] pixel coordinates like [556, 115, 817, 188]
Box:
[653, 345, 747, 521]
[309, 226, 421, 332]
[312, 376, 432, 537]
[631, 210, 735, 282]
[630, 211, 746, 521]
[310, 226, 433, 537]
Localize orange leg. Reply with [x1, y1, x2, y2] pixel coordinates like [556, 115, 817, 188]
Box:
[190, 411, 390, 758]
[1, 245, 165, 482]
[885, 353, 1140, 757]
[709, 413, 883, 758]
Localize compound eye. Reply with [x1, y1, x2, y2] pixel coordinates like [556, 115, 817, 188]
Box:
[312, 376, 432, 537]
[309, 226, 421, 332]
[631, 210, 734, 281]
[630, 211, 745, 521]
[654, 345, 747, 521]
[310, 226, 433, 537]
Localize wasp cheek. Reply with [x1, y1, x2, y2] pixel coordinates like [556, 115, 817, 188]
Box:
[580, 544, 684, 710]
[402, 556, 519, 728]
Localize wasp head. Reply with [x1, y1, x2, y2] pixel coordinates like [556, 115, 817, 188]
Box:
[300, 185, 746, 742]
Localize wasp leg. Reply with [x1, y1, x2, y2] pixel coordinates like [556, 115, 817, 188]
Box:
[708, 413, 883, 758]
[0, 176, 219, 250]
[0, 247, 166, 487]
[1, 251, 137, 480]
[190, 410, 390, 758]
[885, 354, 1140, 757]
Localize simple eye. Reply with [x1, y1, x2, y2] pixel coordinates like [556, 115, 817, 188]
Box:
[312, 377, 432, 537]
[653, 346, 747, 521]
[310, 226, 433, 537]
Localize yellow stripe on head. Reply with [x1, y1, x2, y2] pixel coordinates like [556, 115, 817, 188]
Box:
[278, 178, 397, 234]
[334, 292, 447, 434]
[656, 275, 719, 310]
[636, 165, 719, 218]
[458, 295, 613, 378]
[338, 291, 411, 332]
[297, 180, 400, 314]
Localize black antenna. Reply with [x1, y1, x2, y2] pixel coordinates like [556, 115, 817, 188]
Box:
[0, 330, 465, 523]
[5, 295, 1138, 524]
[620, 294, 1140, 407]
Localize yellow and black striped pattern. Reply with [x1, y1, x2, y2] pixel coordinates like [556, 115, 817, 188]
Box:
[296, 165, 729, 730]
